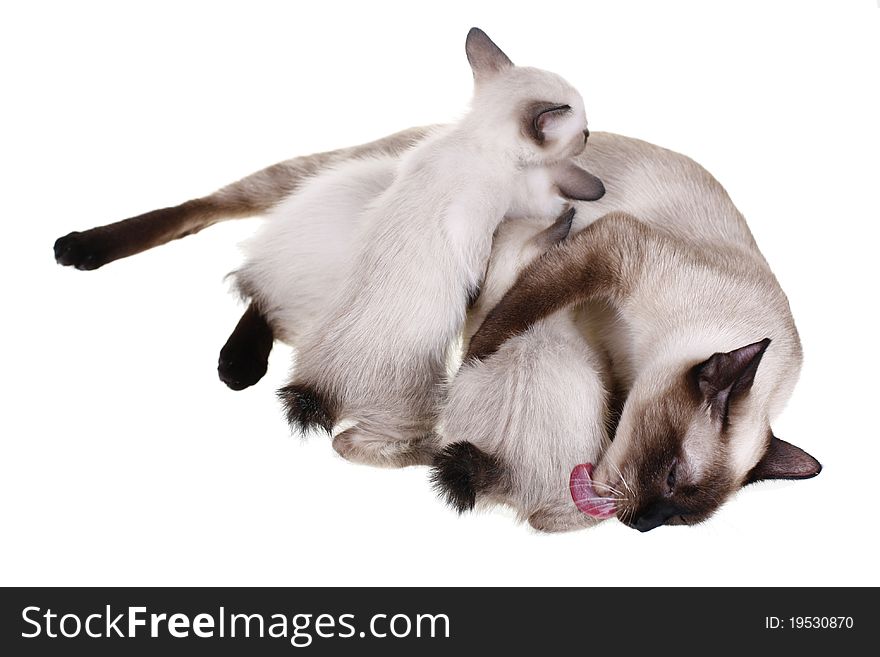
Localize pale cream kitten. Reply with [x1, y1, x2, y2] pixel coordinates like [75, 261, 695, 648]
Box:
[276, 29, 603, 466]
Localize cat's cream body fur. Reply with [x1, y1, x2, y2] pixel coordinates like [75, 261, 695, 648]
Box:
[235, 155, 399, 345]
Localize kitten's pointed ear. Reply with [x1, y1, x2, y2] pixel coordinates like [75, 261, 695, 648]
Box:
[746, 436, 822, 484]
[533, 206, 576, 248]
[693, 338, 771, 424]
[466, 27, 513, 82]
[553, 162, 606, 201]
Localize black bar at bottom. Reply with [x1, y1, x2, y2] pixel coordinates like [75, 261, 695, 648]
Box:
[0, 587, 871, 655]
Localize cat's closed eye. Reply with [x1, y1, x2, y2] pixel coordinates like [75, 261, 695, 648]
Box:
[534, 104, 572, 134]
[666, 459, 678, 494]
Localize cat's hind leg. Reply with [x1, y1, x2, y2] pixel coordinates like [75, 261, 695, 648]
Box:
[54, 197, 237, 271]
[218, 303, 275, 390]
[54, 126, 433, 270]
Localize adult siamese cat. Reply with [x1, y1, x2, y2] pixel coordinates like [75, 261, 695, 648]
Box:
[464, 133, 822, 531]
[269, 29, 603, 467]
[434, 208, 613, 532]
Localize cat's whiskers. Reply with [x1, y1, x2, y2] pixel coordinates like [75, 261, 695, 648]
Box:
[566, 482, 623, 502]
[568, 488, 623, 503]
[571, 495, 621, 503]
[611, 462, 635, 498]
[590, 480, 624, 497]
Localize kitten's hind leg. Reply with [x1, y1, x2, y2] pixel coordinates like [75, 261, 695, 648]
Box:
[333, 426, 438, 468]
[54, 197, 234, 271]
[218, 303, 274, 390]
[54, 126, 434, 270]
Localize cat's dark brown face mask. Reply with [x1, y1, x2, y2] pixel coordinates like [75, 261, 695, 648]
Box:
[574, 340, 822, 531]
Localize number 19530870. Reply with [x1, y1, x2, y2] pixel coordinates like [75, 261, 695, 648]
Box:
[765, 617, 854, 629]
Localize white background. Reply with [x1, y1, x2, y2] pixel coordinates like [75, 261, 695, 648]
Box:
[2, 1, 878, 587]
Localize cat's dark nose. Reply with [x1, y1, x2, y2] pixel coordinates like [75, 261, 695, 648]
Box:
[628, 502, 679, 532]
[583, 129, 590, 143]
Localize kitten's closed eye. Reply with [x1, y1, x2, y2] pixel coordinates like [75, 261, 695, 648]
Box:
[535, 104, 572, 134]
[523, 102, 579, 147]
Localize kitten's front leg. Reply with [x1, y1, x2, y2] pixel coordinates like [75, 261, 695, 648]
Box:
[217, 303, 274, 390]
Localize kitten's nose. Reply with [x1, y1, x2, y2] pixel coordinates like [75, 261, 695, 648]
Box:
[583, 129, 590, 143]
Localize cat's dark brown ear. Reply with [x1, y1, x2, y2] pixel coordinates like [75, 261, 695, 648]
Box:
[552, 162, 606, 202]
[693, 338, 770, 424]
[746, 436, 822, 484]
[466, 27, 513, 82]
[532, 206, 576, 248]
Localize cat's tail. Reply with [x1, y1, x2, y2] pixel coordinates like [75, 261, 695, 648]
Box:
[53, 126, 434, 270]
[430, 441, 504, 512]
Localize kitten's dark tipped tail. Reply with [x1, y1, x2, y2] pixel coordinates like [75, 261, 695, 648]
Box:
[277, 383, 337, 435]
[430, 441, 503, 512]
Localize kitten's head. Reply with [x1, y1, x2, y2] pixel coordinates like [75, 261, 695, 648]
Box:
[576, 340, 822, 531]
[464, 28, 591, 165]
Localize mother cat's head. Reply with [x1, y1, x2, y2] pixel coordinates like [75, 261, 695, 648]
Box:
[574, 340, 823, 531]
[464, 28, 592, 165]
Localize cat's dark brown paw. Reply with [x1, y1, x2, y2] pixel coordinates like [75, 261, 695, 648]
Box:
[54, 230, 113, 270]
[218, 350, 269, 391]
[218, 304, 274, 391]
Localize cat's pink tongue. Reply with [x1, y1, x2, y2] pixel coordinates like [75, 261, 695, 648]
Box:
[570, 463, 617, 519]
